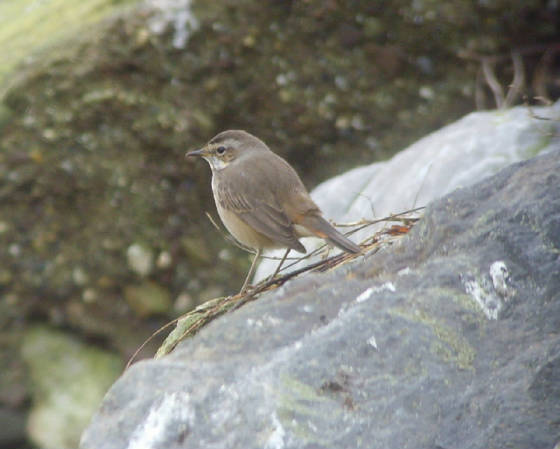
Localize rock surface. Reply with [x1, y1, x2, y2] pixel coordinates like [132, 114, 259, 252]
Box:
[81, 148, 560, 448]
[256, 101, 560, 280]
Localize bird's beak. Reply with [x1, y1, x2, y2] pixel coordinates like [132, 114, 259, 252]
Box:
[185, 147, 208, 158]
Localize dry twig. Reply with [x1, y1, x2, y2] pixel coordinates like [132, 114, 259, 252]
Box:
[461, 43, 560, 109]
[122, 207, 423, 366]
[503, 51, 525, 108]
[482, 58, 505, 107]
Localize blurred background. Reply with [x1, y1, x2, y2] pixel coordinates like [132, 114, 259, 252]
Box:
[0, 0, 558, 448]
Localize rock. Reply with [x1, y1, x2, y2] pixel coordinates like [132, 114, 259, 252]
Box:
[126, 243, 154, 277]
[21, 327, 123, 449]
[72, 266, 90, 286]
[146, 0, 199, 49]
[80, 147, 560, 448]
[0, 330, 27, 447]
[0, 407, 26, 447]
[124, 281, 172, 317]
[173, 292, 195, 314]
[0, 0, 133, 93]
[255, 101, 560, 280]
[156, 250, 172, 269]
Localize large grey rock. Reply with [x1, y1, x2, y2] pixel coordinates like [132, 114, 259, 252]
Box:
[256, 102, 560, 280]
[80, 146, 560, 448]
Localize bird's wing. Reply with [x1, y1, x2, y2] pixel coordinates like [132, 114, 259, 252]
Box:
[215, 167, 306, 253]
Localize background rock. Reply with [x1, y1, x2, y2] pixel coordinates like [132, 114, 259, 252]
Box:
[0, 0, 137, 96]
[0, 407, 26, 448]
[80, 146, 560, 449]
[21, 327, 123, 449]
[124, 280, 172, 317]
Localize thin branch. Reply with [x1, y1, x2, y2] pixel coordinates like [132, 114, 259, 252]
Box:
[125, 316, 182, 370]
[475, 68, 487, 110]
[356, 192, 377, 218]
[131, 208, 425, 363]
[458, 43, 560, 64]
[333, 218, 372, 227]
[503, 51, 525, 108]
[460, 43, 560, 109]
[482, 58, 504, 108]
[533, 47, 555, 103]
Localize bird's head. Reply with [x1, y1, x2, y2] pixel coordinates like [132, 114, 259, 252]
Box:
[186, 130, 268, 171]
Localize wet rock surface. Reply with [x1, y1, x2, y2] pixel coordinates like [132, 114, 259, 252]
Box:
[81, 148, 560, 449]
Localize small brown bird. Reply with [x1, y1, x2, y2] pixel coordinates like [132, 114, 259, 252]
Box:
[187, 130, 360, 293]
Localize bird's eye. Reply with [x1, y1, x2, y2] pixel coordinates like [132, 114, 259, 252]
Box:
[216, 146, 226, 155]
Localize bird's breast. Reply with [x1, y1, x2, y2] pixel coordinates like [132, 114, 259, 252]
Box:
[214, 201, 278, 250]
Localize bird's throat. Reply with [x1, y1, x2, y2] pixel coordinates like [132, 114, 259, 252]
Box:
[204, 156, 229, 172]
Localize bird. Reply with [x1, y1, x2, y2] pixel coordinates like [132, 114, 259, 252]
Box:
[186, 130, 361, 293]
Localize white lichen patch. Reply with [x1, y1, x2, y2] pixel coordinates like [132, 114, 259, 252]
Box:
[490, 260, 515, 300]
[397, 267, 411, 276]
[301, 304, 314, 313]
[246, 318, 264, 328]
[355, 282, 396, 303]
[126, 392, 195, 449]
[265, 412, 286, 449]
[355, 288, 374, 303]
[461, 261, 514, 320]
[367, 335, 378, 350]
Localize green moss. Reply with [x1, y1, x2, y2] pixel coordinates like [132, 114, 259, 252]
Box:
[276, 375, 338, 443]
[0, 0, 138, 94]
[279, 375, 331, 405]
[524, 133, 553, 159]
[389, 305, 476, 371]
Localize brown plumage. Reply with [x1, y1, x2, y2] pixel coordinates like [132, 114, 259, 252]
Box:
[187, 130, 360, 292]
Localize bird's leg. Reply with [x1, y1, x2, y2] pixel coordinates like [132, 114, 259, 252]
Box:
[269, 248, 290, 282]
[240, 248, 262, 294]
[321, 244, 332, 259]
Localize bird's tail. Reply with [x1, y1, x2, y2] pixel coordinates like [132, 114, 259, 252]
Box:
[300, 214, 361, 254]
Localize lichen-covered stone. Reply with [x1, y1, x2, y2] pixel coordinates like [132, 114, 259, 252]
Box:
[21, 326, 123, 449]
